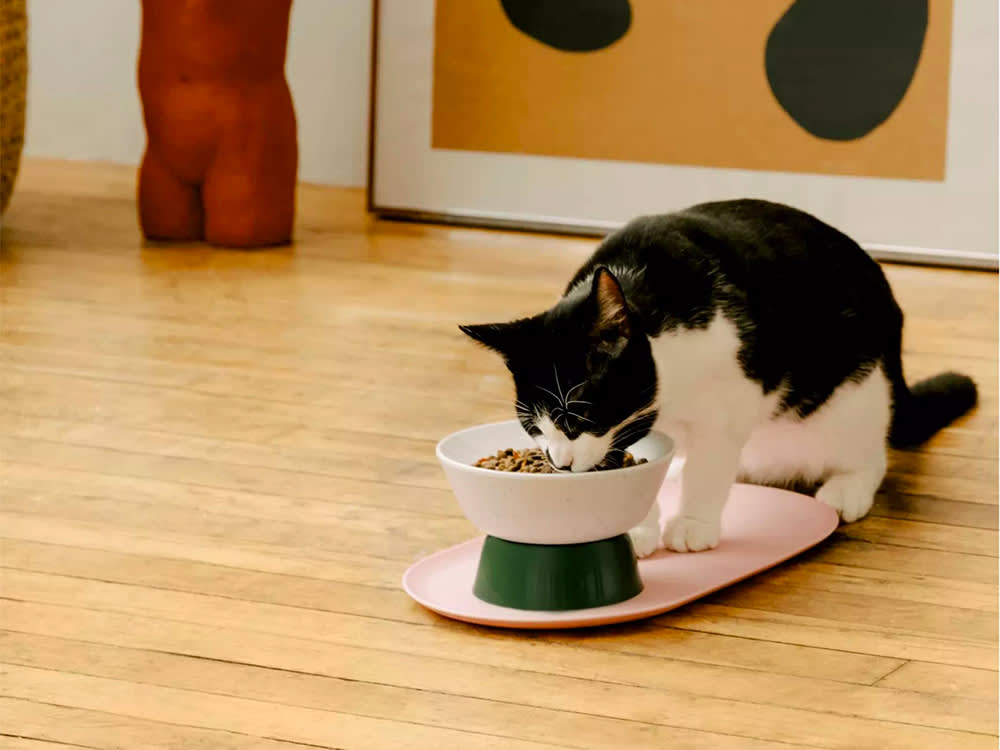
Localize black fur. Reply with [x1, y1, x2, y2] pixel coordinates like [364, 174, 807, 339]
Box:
[888, 371, 977, 447]
[463, 199, 977, 455]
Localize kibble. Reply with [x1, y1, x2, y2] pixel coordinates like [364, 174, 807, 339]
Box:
[474, 448, 647, 473]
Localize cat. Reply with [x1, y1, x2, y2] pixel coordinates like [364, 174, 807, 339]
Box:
[460, 199, 977, 557]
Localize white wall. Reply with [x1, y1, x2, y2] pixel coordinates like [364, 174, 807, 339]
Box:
[23, 0, 372, 187]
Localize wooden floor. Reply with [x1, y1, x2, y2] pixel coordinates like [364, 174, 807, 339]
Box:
[1, 159, 997, 750]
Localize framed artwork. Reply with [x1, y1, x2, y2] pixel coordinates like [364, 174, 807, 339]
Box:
[369, 1, 998, 269]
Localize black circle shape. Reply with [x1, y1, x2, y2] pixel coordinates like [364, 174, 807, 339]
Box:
[500, 0, 632, 53]
[765, 0, 929, 141]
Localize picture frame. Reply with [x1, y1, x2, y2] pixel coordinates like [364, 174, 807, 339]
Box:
[368, 0, 998, 269]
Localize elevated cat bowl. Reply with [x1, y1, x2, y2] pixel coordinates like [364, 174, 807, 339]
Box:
[435, 420, 674, 610]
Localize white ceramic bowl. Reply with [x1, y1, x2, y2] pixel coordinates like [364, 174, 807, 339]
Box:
[436, 420, 674, 545]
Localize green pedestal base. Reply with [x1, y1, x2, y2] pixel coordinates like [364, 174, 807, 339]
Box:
[473, 534, 643, 611]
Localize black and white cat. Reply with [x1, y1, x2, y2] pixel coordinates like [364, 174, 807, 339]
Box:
[461, 200, 977, 557]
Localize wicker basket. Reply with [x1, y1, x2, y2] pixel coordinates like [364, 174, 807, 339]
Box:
[1, 0, 27, 215]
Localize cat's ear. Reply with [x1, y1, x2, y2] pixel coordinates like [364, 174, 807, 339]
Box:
[590, 267, 631, 355]
[459, 321, 521, 354]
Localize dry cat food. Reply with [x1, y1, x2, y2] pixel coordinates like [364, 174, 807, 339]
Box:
[474, 448, 647, 473]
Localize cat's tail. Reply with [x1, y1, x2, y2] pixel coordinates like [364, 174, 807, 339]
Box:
[888, 371, 978, 448]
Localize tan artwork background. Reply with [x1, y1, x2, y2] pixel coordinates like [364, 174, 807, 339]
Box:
[432, 0, 952, 180]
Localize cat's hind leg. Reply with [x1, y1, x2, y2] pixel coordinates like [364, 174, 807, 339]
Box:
[737, 363, 893, 525]
[816, 459, 886, 522]
[812, 368, 893, 523]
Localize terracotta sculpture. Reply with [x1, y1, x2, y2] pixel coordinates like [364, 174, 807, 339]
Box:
[137, 0, 298, 247]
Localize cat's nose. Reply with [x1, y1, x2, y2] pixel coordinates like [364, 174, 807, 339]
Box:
[546, 448, 573, 472]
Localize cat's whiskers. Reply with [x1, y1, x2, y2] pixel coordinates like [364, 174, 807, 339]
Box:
[613, 420, 655, 448]
[615, 420, 650, 439]
[553, 363, 567, 407]
[515, 402, 538, 420]
[535, 385, 563, 406]
[613, 406, 658, 439]
[547, 405, 569, 428]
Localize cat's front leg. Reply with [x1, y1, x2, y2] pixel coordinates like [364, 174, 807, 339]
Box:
[628, 500, 661, 558]
[628, 454, 688, 557]
[662, 431, 743, 552]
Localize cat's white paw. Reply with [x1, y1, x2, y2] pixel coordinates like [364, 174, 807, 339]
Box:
[628, 524, 661, 558]
[816, 475, 876, 523]
[661, 515, 720, 552]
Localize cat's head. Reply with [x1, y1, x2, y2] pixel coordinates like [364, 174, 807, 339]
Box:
[461, 267, 658, 472]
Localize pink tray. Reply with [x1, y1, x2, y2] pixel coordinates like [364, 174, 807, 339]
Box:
[403, 481, 839, 629]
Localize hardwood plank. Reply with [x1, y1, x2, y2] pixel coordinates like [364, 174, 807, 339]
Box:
[832, 517, 998, 557]
[746, 560, 997, 612]
[882, 473, 1000, 507]
[665, 604, 997, 669]
[802, 538, 998, 585]
[0, 452, 456, 530]
[876, 661, 998, 702]
[888, 451, 999, 482]
[0, 368, 503, 444]
[0, 486, 471, 564]
[0, 738, 100, 750]
[0, 336, 513, 404]
[703, 580, 996, 642]
[900, 428, 999, 460]
[869, 492, 998, 529]
[0, 513, 408, 590]
[0, 698, 320, 750]
[0, 428, 455, 510]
